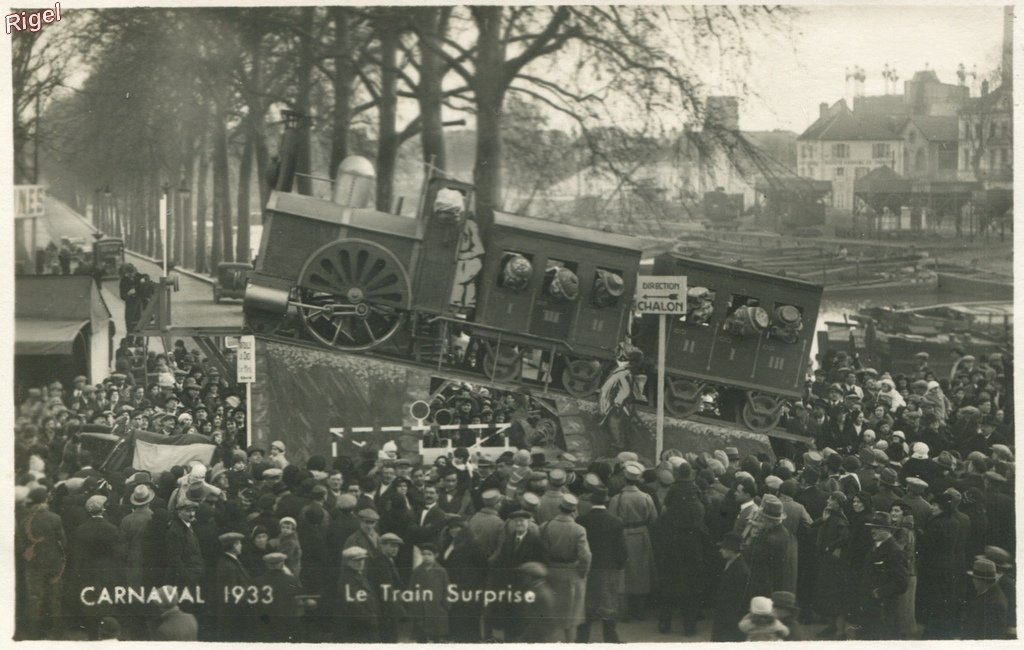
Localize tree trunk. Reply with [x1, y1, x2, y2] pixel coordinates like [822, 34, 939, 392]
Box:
[472, 6, 507, 234]
[294, 6, 315, 196]
[236, 128, 253, 263]
[329, 6, 355, 175]
[375, 23, 399, 212]
[183, 153, 195, 268]
[416, 8, 448, 171]
[212, 114, 230, 268]
[196, 130, 209, 273]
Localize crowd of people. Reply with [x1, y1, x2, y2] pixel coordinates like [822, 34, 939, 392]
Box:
[12, 341, 1016, 642]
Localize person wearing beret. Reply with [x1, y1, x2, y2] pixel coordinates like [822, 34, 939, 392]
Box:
[251, 552, 303, 642]
[962, 558, 1009, 639]
[576, 487, 627, 642]
[608, 461, 657, 622]
[856, 512, 909, 640]
[214, 532, 252, 641]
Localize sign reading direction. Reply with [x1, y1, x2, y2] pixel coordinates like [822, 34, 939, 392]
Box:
[237, 335, 256, 383]
[15, 185, 45, 219]
[633, 276, 687, 314]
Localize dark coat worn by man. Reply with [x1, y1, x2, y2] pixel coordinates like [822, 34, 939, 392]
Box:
[858, 535, 908, 640]
[334, 564, 382, 642]
[166, 516, 205, 589]
[962, 581, 1008, 639]
[652, 488, 709, 634]
[918, 510, 966, 638]
[252, 565, 302, 642]
[578, 505, 627, 627]
[214, 551, 252, 641]
[711, 553, 750, 642]
[746, 522, 795, 597]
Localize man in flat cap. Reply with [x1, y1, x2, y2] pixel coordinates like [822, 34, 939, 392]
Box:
[377, 533, 406, 642]
[17, 486, 66, 640]
[608, 460, 657, 622]
[537, 493, 591, 641]
[215, 532, 252, 641]
[334, 546, 382, 642]
[467, 488, 504, 560]
[71, 494, 119, 638]
[252, 552, 303, 642]
[166, 498, 205, 594]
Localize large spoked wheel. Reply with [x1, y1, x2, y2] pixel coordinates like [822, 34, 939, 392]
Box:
[741, 392, 784, 432]
[296, 239, 411, 351]
[664, 378, 704, 418]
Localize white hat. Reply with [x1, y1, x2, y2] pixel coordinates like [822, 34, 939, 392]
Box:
[750, 596, 774, 616]
[911, 442, 930, 460]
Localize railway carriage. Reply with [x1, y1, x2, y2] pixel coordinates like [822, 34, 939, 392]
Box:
[642, 253, 822, 430]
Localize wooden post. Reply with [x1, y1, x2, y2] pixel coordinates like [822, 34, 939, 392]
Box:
[656, 314, 667, 460]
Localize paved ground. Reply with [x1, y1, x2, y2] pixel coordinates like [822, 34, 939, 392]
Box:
[123, 252, 245, 333]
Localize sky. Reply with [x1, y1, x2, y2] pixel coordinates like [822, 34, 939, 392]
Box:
[736, 5, 1006, 132]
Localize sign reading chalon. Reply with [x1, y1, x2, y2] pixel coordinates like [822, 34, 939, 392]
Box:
[633, 276, 687, 315]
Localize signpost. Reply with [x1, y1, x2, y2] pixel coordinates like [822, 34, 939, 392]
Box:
[633, 276, 687, 459]
[159, 194, 168, 277]
[237, 335, 256, 384]
[15, 185, 44, 273]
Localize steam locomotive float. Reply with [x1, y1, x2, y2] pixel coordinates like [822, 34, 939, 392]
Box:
[245, 136, 821, 433]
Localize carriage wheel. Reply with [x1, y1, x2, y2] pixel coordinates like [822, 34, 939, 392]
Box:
[664, 378, 703, 419]
[482, 342, 522, 383]
[296, 239, 410, 351]
[561, 358, 603, 398]
[741, 393, 783, 432]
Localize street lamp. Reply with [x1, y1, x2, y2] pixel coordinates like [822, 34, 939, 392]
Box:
[103, 185, 112, 238]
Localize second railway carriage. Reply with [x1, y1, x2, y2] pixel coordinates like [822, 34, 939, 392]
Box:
[642, 252, 822, 431]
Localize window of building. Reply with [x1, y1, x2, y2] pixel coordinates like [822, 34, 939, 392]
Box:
[872, 143, 890, 159]
[855, 167, 869, 179]
[938, 143, 958, 170]
[831, 143, 849, 159]
[1002, 123, 1010, 138]
[976, 124, 983, 141]
[989, 149, 997, 170]
[908, 131, 917, 144]
[834, 167, 845, 179]
[990, 123, 997, 139]
[915, 149, 926, 172]
[808, 163, 817, 177]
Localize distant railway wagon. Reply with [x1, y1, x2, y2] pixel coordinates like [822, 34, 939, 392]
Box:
[640, 253, 822, 431]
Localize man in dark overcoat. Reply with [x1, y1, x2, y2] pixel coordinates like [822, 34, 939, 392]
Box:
[251, 551, 303, 642]
[577, 487, 627, 642]
[333, 546, 382, 642]
[214, 532, 252, 641]
[711, 532, 749, 642]
[962, 557, 1009, 639]
[857, 511, 908, 640]
[165, 499, 205, 591]
[18, 487, 67, 640]
[745, 495, 795, 597]
[652, 471, 709, 635]
[919, 492, 966, 639]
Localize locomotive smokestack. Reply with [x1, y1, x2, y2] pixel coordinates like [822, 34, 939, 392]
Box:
[273, 110, 306, 193]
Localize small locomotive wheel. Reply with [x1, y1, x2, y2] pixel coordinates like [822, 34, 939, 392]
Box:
[664, 378, 704, 418]
[296, 239, 411, 351]
[482, 342, 522, 382]
[561, 359, 603, 398]
[741, 393, 783, 432]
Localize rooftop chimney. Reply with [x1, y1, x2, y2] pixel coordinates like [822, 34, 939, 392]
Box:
[819, 102, 829, 118]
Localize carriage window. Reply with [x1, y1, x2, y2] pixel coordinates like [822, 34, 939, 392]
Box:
[723, 294, 769, 337]
[684, 287, 716, 326]
[592, 267, 624, 308]
[770, 303, 804, 343]
[497, 251, 534, 292]
[543, 259, 580, 301]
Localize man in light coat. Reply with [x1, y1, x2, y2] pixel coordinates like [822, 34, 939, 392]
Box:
[608, 460, 657, 621]
[539, 493, 592, 641]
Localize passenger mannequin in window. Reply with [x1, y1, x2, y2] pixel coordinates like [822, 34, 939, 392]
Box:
[436, 189, 484, 314]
